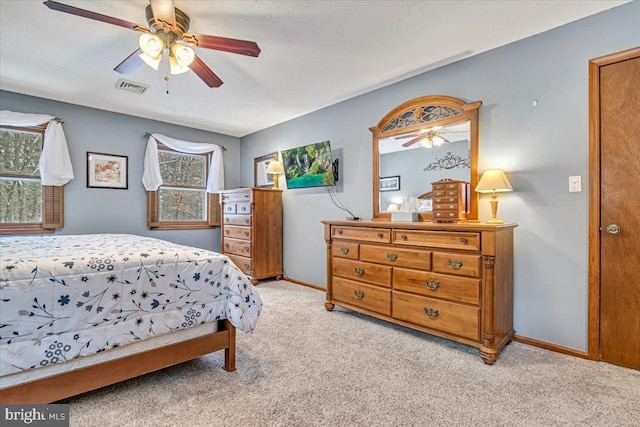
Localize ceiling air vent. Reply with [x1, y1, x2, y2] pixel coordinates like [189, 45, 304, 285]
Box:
[115, 79, 149, 94]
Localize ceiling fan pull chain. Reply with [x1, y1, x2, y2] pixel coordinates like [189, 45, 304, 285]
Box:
[165, 51, 170, 94]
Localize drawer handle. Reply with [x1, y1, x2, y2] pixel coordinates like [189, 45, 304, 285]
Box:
[244, 218, 250, 224]
[377, 232, 384, 239]
[224, 243, 229, 248]
[424, 280, 440, 291]
[225, 229, 229, 234]
[354, 267, 365, 276]
[354, 290, 365, 299]
[386, 253, 397, 261]
[341, 247, 350, 254]
[226, 207, 232, 211]
[459, 237, 467, 244]
[244, 264, 250, 269]
[336, 229, 343, 235]
[241, 206, 247, 212]
[244, 246, 250, 252]
[400, 234, 407, 241]
[225, 218, 229, 222]
[244, 231, 250, 237]
[448, 260, 463, 270]
[424, 308, 439, 319]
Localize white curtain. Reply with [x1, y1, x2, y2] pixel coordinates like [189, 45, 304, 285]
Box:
[0, 110, 74, 186]
[142, 133, 224, 193]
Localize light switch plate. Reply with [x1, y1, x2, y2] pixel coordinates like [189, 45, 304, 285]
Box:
[569, 176, 582, 192]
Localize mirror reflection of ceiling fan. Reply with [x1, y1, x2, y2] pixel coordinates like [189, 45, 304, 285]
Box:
[43, 0, 261, 88]
[396, 127, 467, 148]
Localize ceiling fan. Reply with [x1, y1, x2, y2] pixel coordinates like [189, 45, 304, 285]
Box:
[43, 0, 261, 88]
[396, 127, 467, 149]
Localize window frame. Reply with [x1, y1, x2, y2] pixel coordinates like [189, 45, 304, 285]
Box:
[147, 143, 220, 230]
[0, 124, 63, 235]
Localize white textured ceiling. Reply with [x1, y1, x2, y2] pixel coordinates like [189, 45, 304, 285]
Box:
[0, 1, 627, 137]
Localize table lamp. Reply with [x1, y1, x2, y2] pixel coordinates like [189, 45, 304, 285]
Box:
[266, 160, 285, 189]
[475, 169, 513, 224]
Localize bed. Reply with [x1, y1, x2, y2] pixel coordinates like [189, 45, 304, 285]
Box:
[0, 234, 262, 403]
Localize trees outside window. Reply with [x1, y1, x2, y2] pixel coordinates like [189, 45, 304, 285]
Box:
[0, 125, 63, 234]
[147, 144, 219, 229]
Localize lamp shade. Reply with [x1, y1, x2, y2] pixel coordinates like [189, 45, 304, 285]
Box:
[139, 33, 164, 58]
[171, 43, 195, 67]
[266, 160, 284, 174]
[475, 169, 513, 193]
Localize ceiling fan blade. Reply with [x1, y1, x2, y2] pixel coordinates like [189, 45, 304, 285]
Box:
[402, 136, 423, 147]
[114, 48, 144, 74]
[43, 1, 146, 31]
[189, 55, 223, 88]
[149, 0, 175, 29]
[186, 33, 261, 57]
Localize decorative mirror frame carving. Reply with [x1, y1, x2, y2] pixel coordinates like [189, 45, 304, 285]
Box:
[370, 95, 482, 221]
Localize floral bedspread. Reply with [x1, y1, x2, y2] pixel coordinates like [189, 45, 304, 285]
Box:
[0, 234, 262, 377]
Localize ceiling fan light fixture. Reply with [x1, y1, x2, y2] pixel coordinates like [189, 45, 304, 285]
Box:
[169, 54, 190, 75]
[139, 33, 164, 58]
[420, 137, 433, 149]
[432, 135, 446, 147]
[171, 43, 195, 67]
[139, 52, 161, 71]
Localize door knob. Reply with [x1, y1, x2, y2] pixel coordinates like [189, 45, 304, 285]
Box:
[605, 224, 621, 234]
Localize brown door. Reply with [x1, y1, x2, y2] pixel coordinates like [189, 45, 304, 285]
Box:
[597, 49, 640, 369]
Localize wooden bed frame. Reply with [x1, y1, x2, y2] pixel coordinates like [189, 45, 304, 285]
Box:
[0, 320, 236, 404]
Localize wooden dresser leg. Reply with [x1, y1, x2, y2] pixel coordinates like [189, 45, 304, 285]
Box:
[325, 301, 335, 311]
[223, 320, 236, 372]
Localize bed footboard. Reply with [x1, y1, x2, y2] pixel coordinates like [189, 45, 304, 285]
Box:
[0, 320, 236, 404]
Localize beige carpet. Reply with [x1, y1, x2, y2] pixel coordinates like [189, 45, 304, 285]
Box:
[64, 280, 640, 426]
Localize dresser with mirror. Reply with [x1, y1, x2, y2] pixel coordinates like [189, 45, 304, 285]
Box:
[322, 95, 516, 364]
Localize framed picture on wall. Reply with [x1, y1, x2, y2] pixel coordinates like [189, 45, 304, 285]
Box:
[254, 152, 277, 188]
[379, 175, 400, 192]
[87, 152, 128, 189]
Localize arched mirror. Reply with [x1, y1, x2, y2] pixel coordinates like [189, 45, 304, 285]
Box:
[370, 95, 482, 221]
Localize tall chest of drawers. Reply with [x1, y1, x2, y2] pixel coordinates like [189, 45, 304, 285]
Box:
[220, 188, 283, 284]
[322, 220, 516, 364]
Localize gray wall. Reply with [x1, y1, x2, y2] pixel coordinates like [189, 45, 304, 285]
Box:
[0, 90, 241, 251]
[239, 2, 640, 351]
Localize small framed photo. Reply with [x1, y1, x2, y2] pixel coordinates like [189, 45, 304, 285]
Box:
[379, 175, 400, 192]
[87, 152, 128, 190]
[254, 152, 277, 188]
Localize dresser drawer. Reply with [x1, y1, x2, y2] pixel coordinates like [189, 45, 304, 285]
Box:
[432, 252, 481, 278]
[392, 291, 479, 341]
[224, 214, 252, 226]
[332, 226, 391, 243]
[226, 254, 252, 275]
[432, 211, 461, 220]
[332, 258, 391, 287]
[393, 268, 480, 305]
[360, 244, 431, 270]
[392, 230, 480, 251]
[224, 225, 251, 240]
[433, 202, 461, 211]
[223, 203, 237, 214]
[236, 202, 251, 214]
[223, 238, 252, 257]
[333, 277, 391, 316]
[332, 241, 359, 260]
[221, 191, 251, 202]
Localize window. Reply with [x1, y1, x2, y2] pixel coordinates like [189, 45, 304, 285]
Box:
[147, 143, 219, 229]
[0, 125, 63, 234]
